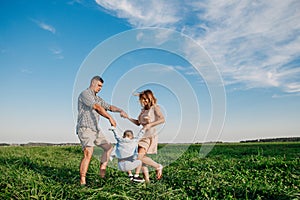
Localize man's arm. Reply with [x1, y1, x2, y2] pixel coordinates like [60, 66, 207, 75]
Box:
[96, 96, 128, 118]
[93, 104, 116, 127]
[109, 105, 128, 118]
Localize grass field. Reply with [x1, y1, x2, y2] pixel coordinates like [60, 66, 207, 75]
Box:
[0, 142, 299, 199]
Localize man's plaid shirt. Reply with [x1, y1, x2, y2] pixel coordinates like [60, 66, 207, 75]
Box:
[76, 88, 111, 132]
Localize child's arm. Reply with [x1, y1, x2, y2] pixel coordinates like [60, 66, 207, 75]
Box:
[109, 127, 121, 142]
[134, 129, 145, 140]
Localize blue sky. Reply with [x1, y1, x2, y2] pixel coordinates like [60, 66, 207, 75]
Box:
[1, 0, 299, 144]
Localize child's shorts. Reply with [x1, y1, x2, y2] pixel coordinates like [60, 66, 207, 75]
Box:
[118, 160, 142, 171]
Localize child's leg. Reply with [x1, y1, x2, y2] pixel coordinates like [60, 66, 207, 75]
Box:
[127, 170, 133, 176]
[129, 160, 145, 183]
[135, 163, 142, 175]
[127, 170, 133, 180]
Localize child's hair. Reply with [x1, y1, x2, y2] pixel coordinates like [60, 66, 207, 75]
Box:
[123, 130, 133, 138]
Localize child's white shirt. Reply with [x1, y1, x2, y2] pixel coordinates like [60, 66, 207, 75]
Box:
[110, 128, 144, 159]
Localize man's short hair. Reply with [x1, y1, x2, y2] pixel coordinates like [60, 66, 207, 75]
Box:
[91, 76, 104, 84]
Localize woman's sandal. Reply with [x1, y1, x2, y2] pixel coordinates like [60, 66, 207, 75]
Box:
[156, 164, 163, 180]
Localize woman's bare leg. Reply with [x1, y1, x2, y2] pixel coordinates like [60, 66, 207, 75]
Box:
[142, 156, 159, 167]
[138, 147, 163, 180]
[142, 156, 163, 180]
[142, 165, 150, 182]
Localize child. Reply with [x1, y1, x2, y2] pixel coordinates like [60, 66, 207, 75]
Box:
[109, 127, 145, 183]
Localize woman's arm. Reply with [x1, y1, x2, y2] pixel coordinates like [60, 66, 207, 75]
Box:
[143, 105, 165, 131]
[127, 117, 140, 126]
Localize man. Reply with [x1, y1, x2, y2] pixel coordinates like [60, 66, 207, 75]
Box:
[77, 76, 127, 186]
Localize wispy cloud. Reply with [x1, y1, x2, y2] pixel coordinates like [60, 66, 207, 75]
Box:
[152, 65, 173, 72]
[196, 0, 300, 93]
[95, 0, 300, 94]
[31, 19, 56, 34]
[20, 68, 33, 74]
[67, 0, 84, 5]
[50, 48, 64, 59]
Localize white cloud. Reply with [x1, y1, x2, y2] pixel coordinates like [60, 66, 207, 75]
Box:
[31, 19, 56, 34]
[95, 0, 300, 94]
[197, 0, 300, 93]
[95, 0, 180, 27]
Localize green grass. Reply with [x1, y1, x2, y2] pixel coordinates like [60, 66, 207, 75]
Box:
[0, 143, 299, 199]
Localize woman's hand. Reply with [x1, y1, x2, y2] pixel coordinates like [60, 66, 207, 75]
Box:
[142, 123, 151, 131]
[120, 110, 128, 118]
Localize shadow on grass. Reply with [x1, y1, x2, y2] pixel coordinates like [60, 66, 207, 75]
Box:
[0, 156, 78, 185]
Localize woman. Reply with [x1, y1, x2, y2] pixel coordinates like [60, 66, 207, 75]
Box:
[127, 89, 165, 182]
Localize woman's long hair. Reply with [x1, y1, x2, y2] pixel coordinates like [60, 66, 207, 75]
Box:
[139, 89, 157, 110]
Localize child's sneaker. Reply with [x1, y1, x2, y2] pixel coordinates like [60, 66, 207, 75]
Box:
[128, 174, 134, 181]
[133, 176, 145, 183]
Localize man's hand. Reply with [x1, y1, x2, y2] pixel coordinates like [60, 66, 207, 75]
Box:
[109, 105, 128, 119]
[94, 104, 116, 127]
[109, 117, 117, 127]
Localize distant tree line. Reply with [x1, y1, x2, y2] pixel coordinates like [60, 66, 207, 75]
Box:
[1, 137, 299, 146]
[0, 142, 80, 147]
[240, 137, 300, 143]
